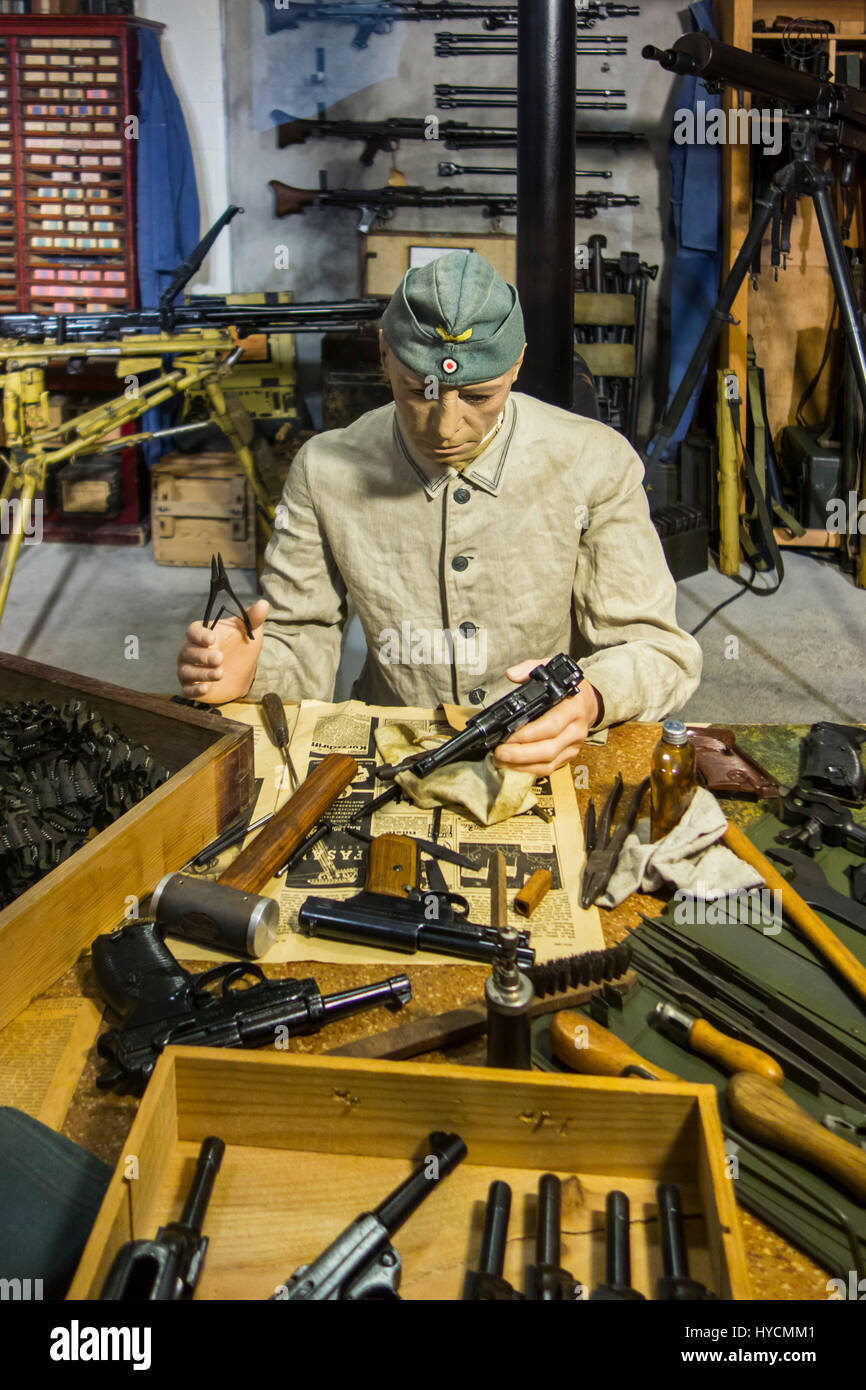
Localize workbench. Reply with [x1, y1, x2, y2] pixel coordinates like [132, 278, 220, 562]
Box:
[10, 717, 855, 1301]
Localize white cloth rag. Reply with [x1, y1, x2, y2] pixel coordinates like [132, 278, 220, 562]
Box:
[598, 786, 766, 908]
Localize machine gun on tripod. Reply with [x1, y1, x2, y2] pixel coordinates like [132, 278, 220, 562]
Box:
[0, 205, 385, 624]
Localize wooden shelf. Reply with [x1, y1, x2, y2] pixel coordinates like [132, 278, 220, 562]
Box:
[0, 15, 149, 312]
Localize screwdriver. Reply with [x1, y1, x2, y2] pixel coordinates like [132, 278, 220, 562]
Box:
[551, 1013, 866, 1202]
[261, 692, 300, 803]
[650, 1001, 784, 1085]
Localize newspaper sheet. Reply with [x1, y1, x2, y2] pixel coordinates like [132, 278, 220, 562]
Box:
[176, 699, 604, 966]
[0, 997, 102, 1130]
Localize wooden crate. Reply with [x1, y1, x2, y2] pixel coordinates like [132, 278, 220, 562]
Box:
[151, 453, 255, 569]
[69, 1049, 752, 1301]
[0, 653, 254, 1031]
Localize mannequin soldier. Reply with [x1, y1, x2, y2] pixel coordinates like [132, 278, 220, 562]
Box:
[178, 252, 701, 775]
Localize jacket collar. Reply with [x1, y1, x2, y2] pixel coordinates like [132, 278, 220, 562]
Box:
[393, 395, 518, 499]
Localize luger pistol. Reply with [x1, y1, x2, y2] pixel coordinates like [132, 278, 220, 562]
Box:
[299, 832, 535, 966]
[376, 652, 585, 784]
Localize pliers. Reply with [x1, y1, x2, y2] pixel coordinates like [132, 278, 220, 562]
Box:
[581, 775, 650, 908]
[202, 552, 253, 639]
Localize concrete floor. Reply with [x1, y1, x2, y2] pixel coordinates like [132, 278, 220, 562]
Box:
[2, 538, 864, 724]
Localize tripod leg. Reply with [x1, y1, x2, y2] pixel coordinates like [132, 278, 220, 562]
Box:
[0, 474, 35, 621]
[812, 183, 866, 417]
[646, 185, 783, 460]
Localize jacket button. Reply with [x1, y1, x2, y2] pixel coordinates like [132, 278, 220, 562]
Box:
[454, 487, 471, 504]
[452, 556, 469, 572]
[459, 622, 476, 638]
[468, 688, 486, 704]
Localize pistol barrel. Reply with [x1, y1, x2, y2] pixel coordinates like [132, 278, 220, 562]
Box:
[179, 1136, 225, 1234]
[374, 1131, 468, 1235]
[321, 975, 412, 1023]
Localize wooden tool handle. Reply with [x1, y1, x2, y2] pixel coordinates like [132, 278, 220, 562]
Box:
[689, 1019, 784, 1085]
[551, 1011, 680, 1082]
[217, 753, 357, 893]
[366, 833, 419, 899]
[722, 821, 866, 1007]
[728, 1072, 866, 1203]
[261, 692, 289, 749]
[515, 869, 552, 918]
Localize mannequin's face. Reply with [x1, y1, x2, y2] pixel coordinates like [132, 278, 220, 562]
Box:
[380, 332, 525, 468]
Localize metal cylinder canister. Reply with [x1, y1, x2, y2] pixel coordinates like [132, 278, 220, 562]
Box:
[149, 873, 279, 959]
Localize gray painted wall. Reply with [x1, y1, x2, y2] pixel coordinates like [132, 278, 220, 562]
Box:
[222, 0, 691, 443]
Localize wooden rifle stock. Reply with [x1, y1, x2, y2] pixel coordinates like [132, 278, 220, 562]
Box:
[217, 753, 357, 893]
[276, 121, 312, 149]
[269, 180, 316, 218]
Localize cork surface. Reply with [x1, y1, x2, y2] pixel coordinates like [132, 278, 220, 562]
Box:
[30, 721, 840, 1300]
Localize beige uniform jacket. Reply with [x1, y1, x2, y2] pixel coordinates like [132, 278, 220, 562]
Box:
[248, 392, 702, 728]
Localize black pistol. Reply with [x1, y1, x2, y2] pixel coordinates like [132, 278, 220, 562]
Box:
[656, 1183, 717, 1300]
[464, 1180, 522, 1300]
[92, 918, 411, 1093]
[100, 1137, 224, 1300]
[526, 1174, 584, 1300]
[376, 653, 585, 782]
[299, 833, 534, 967]
[272, 1131, 467, 1299]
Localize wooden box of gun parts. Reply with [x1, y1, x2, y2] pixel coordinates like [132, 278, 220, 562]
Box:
[0, 652, 254, 1032]
[151, 453, 256, 569]
[69, 1048, 752, 1300]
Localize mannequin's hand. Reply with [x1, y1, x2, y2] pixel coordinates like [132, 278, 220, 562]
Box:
[493, 659, 602, 776]
[177, 599, 269, 704]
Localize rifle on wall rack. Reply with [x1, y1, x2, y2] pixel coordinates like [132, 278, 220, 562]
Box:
[259, 0, 639, 48]
[269, 179, 639, 231]
[275, 114, 647, 166]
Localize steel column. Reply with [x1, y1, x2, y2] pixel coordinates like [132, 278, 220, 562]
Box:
[516, 0, 577, 408]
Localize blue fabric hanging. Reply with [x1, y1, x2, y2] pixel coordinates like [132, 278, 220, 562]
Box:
[661, 0, 723, 460]
[135, 28, 201, 464]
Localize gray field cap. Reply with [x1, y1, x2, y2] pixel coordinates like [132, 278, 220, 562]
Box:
[381, 250, 526, 385]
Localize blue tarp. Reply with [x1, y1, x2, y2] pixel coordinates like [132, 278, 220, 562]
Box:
[135, 29, 201, 463]
[661, 0, 723, 459]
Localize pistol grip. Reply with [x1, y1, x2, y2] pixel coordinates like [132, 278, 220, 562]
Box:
[92, 919, 193, 1019]
[365, 834, 419, 899]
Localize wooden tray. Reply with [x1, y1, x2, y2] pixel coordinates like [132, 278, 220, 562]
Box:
[69, 1048, 752, 1301]
[0, 653, 254, 1030]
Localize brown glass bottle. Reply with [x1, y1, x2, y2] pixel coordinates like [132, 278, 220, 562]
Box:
[650, 720, 697, 842]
